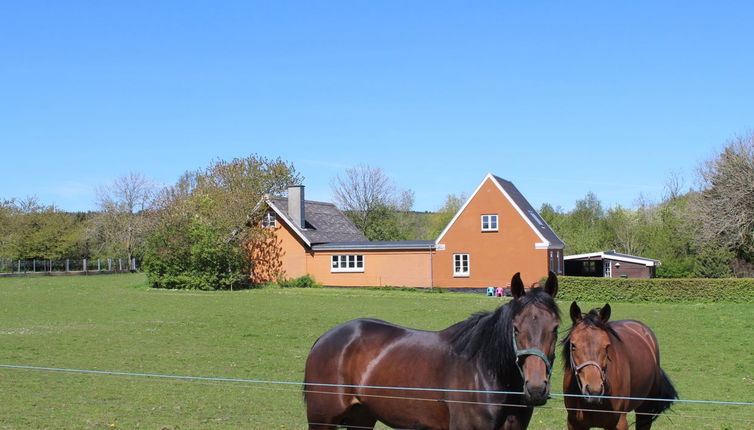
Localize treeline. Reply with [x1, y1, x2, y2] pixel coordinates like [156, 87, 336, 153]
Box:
[540, 134, 754, 278]
[2, 133, 753, 287]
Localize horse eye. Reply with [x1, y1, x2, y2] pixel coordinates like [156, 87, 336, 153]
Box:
[570, 344, 576, 350]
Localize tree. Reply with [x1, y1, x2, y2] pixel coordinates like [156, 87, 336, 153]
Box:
[143, 155, 300, 290]
[691, 133, 754, 272]
[89, 173, 157, 264]
[430, 193, 467, 239]
[2, 197, 86, 260]
[330, 165, 416, 241]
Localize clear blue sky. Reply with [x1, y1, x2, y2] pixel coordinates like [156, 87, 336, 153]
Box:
[2, 2, 753, 212]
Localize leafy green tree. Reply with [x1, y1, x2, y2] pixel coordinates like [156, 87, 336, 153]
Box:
[2, 198, 87, 260]
[693, 246, 734, 278]
[429, 193, 466, 239]
[143, 155, 300, 290]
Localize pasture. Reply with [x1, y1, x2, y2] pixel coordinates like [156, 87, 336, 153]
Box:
[0, 274, 752, 429]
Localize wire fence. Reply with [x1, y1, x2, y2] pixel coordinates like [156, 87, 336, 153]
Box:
[1, 363, 752, 428]
[0, 258, 138, 274]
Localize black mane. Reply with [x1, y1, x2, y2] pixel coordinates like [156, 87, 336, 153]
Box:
[447, 287, 560, 385]
[562, 307, 621, 371]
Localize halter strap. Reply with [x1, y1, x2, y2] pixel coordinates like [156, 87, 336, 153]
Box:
[570, 352, 607, 395]
[512, 330, 554, 378]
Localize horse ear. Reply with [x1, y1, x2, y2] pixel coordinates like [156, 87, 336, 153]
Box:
[544, 271, 558, 298]
[599, 304, 611, 323]
[570, 301, 582, 323]
[510, 272, 525, 299]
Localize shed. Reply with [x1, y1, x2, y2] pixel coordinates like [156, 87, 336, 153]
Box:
[563, 250, 660, 279]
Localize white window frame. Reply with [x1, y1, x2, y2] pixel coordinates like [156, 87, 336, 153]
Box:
[331, 255, 365, 273]
[481, 214, 498, 232]
[262, 211, 276, 228]
[603, 260, 612, 278]
[453, 253, 470, 277]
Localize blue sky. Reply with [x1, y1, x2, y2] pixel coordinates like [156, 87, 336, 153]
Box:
[2, 2, 753, 212]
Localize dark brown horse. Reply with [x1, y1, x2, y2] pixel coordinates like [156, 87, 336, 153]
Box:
[562, 302, 678, 430]
[303, 272, 560, 430]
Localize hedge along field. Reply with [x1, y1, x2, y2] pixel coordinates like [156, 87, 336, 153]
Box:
[552, 276, 754, 303]
[0, 274, 752, 429]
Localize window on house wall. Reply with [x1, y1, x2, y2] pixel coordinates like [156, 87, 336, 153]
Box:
[481, 214, 498, 232]
[331, 255, 364, 273]
[262, 211, 276, 227]
[453, 254, 470, 277]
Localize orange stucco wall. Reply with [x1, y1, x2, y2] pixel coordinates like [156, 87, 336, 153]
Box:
[261, 219, 432, 287]
[306, 250, 432, 287]
[433, 177, 550, 287]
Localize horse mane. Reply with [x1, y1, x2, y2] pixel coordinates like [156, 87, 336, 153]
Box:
[562, 307, 621, 371]
[447, 287, 560, 385]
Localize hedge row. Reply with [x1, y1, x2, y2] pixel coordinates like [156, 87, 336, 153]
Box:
[553, 276, 754, 303]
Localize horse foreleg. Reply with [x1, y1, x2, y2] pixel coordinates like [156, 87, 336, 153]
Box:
[614, 413, 629, 430]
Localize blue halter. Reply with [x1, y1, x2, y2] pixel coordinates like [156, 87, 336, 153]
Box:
[512, 330, 555, 378]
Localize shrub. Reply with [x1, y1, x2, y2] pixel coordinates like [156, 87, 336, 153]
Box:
[549, 276, 754, 303]
[277, 274, 321, 289]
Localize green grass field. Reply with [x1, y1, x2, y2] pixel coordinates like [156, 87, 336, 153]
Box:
[0, 274, 752, 429]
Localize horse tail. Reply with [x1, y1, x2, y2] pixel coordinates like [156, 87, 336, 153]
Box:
[640, 367, 678, 423]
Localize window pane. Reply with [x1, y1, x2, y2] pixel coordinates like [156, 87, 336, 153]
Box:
[331, 256, 338, 268]
[356, 255, 363, 268]
[491, 216, 497, 229]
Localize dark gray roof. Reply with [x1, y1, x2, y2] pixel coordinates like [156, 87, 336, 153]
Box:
[268, 197, 367, 244]
[312, 240, 435, 251]
[492, 175, 565, 248]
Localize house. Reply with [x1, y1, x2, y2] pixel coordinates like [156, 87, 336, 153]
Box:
[563, 250, 661, 279]
[253, 174, 565, 288]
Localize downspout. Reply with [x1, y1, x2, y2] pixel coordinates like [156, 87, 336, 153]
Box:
[429, 245, 434, 290]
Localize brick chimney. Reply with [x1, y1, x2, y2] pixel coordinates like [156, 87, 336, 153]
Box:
[287, 185, 305, 229]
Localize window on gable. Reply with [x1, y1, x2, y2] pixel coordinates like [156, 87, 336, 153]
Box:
[331, 255, 365, 273]
[262, 211, 276, 227]
[481, 214, 498, 232]
[453, 254, 470, 277]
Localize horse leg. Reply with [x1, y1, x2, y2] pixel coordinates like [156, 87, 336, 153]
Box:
[343, 404, 377, 430]
[614, 413, 629, 430]
[635, 411, 655, 430]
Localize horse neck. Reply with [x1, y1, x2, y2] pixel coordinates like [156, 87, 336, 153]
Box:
[446, 304, 522, 388]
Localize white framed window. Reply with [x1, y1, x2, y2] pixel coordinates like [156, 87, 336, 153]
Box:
[481, 214, 498, 232]
[603, 260, 612, 278]
[331, 255, 365, 273]
[262, 211, 276, 227]
[453, 254, 470, 277]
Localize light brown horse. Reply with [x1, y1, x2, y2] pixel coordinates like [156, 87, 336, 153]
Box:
[562, 302, 677, 430]
[304, 272, 561, 430]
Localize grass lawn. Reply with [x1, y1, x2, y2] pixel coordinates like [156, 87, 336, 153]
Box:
[0, 274, 752, 429]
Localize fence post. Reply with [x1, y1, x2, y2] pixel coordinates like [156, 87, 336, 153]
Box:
[83, 258, 87, 272]
[33, 260, 36, 272]
[132, 258, 137, 271]
[108, 258, 112, 271]
[66, 259, 69, 272]
[97, 259, 101, 271]
[17, 260, 21, 273]
[119, 259, 122, 271]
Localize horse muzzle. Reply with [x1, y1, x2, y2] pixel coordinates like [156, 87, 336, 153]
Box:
[523, 380, 550, 406]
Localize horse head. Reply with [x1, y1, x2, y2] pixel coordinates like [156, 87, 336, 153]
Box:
[510, 271, 560, 406]
[566, 302, 613, 404]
